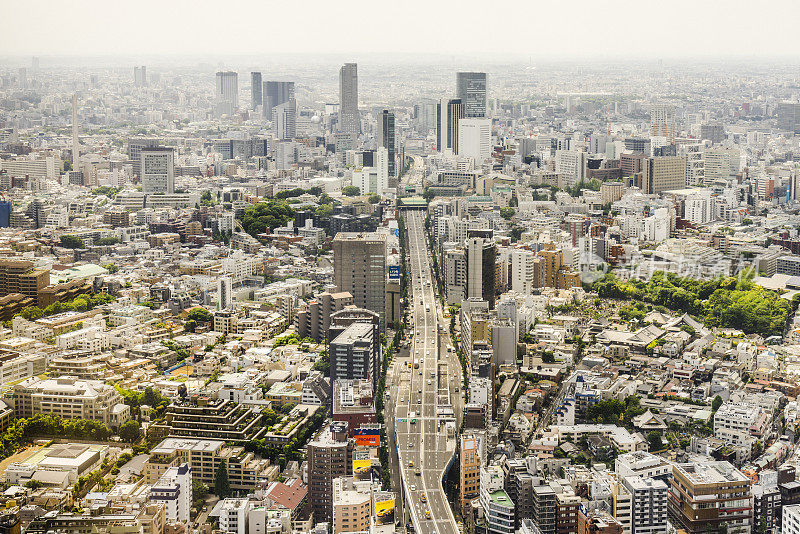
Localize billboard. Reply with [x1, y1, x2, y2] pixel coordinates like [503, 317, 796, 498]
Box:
[353, 448, 371, 474]
[387, 265, 400, 280]
[375, 498, 395, 523]
[354, 426, 381, 447]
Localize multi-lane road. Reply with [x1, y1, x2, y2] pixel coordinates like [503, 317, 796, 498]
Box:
[387, 158, 460, 534]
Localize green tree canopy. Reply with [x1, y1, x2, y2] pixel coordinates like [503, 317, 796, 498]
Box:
[214, 461, 230, 497]
[59, 235, 85, 249]
[342, 185, 361, 196]
[238, 200, 295, 236]
[118, 420, 141, 443]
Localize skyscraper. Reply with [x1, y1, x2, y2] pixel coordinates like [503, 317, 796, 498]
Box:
[456, 72, 487, 118]
[134, 66, 147, 87]
[263, 81, 295, 120]
[339, 63, 360, 135]
[274, 99, 297, 140]
[437, 98, 465, 153]
[650, 104, 676, 144]
[333, 232, 386, 328]
[215, 71, 239, 116]
[466, 235, 496, 308]
[458, 117, 492, 161]
[71, 94, 80, 169]
[377, 109, 396, 182]
[140, 147, 175, 194]
[218, 276, 232, 310]
[250, 72, 262, 110]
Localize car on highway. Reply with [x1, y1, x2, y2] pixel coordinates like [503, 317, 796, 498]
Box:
[416, 469, 421, 476]
[408, 460, 413, 467]
[427, 380, 432, 385]
[425, 510, 431, 519]
[421, 493, 427, 503]
[409, 484, 416, 491]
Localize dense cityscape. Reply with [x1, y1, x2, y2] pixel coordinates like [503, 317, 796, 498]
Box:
[1, 3, 800, 534]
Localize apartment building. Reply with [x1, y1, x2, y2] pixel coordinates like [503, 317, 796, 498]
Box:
[149, 397, 265, 442]
[714, 402, 771, 448]
[622, 475, 668, 534]
[149, 463, 191, 523]
[306, 422, 352, 523]
[294, 291, 353, 341]
[0, 259, 49, 303]
[667, 461, 752, 534]
[145, 438, 273, 491]
[461, 433, 482, 517]
[333, 232, 386, 328]
[329, 322, 378, 390]
[9, 376, 130, 429]
[332, 477, 372, 533]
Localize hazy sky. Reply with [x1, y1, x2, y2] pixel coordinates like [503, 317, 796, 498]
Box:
[1, 0, 799, 59]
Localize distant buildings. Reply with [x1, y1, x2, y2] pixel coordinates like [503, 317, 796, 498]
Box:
[339, 63, 360, 136]
[250, 71, 262, 110]
[215, 71, 239, 116]
[457, 72, 487, 118]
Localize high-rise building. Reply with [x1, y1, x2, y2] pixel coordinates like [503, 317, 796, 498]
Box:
[72, 94, 80, 169]
[149, 464, 191, 524]
[306, 422, 352, 524]
[466, 236, 496, 308]
[377, 109, 396, 182]
[263, 81, 295, 120]
[0, 259, 49, 301]
[578, 509, 623, 534]
[479, 465, 515, 534]
[127, 138, 161, 177]
[134, 66, 147, 87]
[667, 461, 752, 534]
[218, 277, 232, 310]
[460, 433, 482, 517]
[140, 147, 175, 194]
[333, 232, 386, 327]
[339, 63, 360, 135]
[778, 102, 800, 134]
[274, 99, 297, 140]
[329, 322, 377, 389]
[250, 72, 262, 110]
[295, 291, 354, 341]
[436, 98, 465, 153]
[457, 117, 492, 161]
[642, 155, 687, 195]
[215, 71, 239, 116]
[622, 475, 668, 534]
[650, 104, 676, 144]
[457, 72, 487, 118]
[0, 202, 11, 228]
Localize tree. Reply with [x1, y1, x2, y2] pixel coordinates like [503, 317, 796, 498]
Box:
[368, 194, 381, 204]
[214, 461, 230, 498]
[342, 185, 361, 196]
[510, 226, 524, 242]
[184, 319, 197, 333]
[96, 237, 121, 246]
[238, 200, 295, 236]
[712, 395, 723, 412]
[422, 187, 436, 202]
[647, 431, 664, 451]
[192, 481, 209, 501]
[187, 308, 213, 323]
[499, 207, 515, 220]
[102, 263, 119, 273]
[60, 235, 85, 249]
[119, 420, 142, 443]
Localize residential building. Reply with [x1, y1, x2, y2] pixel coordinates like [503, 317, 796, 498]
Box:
[306, 422, 352, 523]
[149, 463, 191, 524]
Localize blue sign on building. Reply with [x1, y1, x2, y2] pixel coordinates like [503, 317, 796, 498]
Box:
[387, 265, 400, 280]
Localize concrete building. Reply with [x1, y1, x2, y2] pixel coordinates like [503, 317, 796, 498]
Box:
[306, 422, 352, 523]
[140, 147, 175, 194]
[339, 63, 360, 135]
[295, 291, 353, 341]
[215, 71, 239, 116]
[643, 156, 686, 195]
[479, 465, 515, 534]
[667, 461, 752, 534]
[458, 118, 492, 162]
[650, 104, 676, 144]
[377, 109, 396, 181]
[460, 433, 482, 517]
[149, 463, 191, 523]
[329, 322, 378, 390]
[333, 232, 386, 327]
[457, 72, 487, 118]
[10, 376, 130, 429]
[466, 236, 496, 308]
[332, 477, 372, 533]
[622, 475, 668, 534]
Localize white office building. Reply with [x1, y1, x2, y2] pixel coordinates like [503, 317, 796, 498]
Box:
[150, 463, 192, 523]
[140, 147, 175, 194]
[458, 118, 492, 162]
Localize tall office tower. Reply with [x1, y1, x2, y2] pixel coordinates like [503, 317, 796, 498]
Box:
[140, 147, 175, 194]
[339, 63, 360, 135]
[333, 232, 386, 328]
[642, 155, 687, 195]
[217, 277, 232, 310]
[778, 102, 800, 134]
[436, 98, 465, 152]
[458, 117, 492, 161]
[134, 66, 147, 87]
[306, 422, 352, 524]
[215, 71, 239, 116]
[466, 236, 496, 309]
[377, 109, 396, 182]
[456, 72, 487, 118]
[250, 72, 262, 110]
[650, 104, 676, 144]
[790, 169, 800, 202]
[329, 322, 377, 388]
[263, 81, 295, 120]
[274, 99, 297, 140]
[128, 138, 161, 177]
[71, 94, 80, 169]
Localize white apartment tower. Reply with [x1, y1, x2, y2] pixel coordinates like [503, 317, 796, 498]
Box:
[458, 117, 492, 162]
[140, 147, 175, 194]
